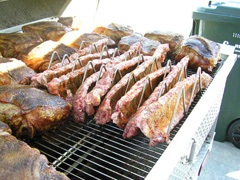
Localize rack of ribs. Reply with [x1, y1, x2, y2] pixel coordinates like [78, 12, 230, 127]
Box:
[94, 44, 169, 125]
[123, 56, 189, 139]
[126, 70, 212, 146]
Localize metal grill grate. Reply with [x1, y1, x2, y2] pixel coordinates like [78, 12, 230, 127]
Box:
[28, 59, 225, 180]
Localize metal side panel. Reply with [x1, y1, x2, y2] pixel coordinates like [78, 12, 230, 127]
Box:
[146, 45, 237, 180]
[0, 0, 71, 32]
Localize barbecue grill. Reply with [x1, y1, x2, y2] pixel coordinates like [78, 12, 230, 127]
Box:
[0, 0, 238, 179]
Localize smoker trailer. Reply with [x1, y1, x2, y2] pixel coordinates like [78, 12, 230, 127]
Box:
[0, 0, 237, 179]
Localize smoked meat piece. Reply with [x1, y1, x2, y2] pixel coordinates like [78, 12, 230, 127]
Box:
[0, 85, 71, 138]
[133, 72, 212, 146]
[118, 34, 161, 55]
[93, 22, 134, 44]
[22, 21, 72, 41]
[144, 30, 184, 58]
[19, 40, 77, 72]
[0, 32, 43, 58]
[175, 35, 221, 72]
[0, 57, 36, 86]
[0, 131, 69, 180]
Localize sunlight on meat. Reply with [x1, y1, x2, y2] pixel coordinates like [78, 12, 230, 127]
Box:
[58, 30, 85, 49]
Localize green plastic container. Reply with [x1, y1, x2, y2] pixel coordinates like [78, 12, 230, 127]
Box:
[191, 1, 240, 142]
[192, 1, 240, 46]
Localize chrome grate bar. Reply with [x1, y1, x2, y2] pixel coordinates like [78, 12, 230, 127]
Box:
[28, 59, 224, 180]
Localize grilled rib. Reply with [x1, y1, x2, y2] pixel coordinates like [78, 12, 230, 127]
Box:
[94, 44, 169, 125]
[112, 66, 170, 129]
[132, 71, 212, 146]
[123, 56, 189, 139]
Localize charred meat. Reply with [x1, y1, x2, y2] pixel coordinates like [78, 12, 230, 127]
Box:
[0, 32, 43, 58]
[144, 30, 184, 58]
[118, 34, 161, 56]
[93, 22, 134, 44]
[175, 35, 221, 72]
[0, 131, 69, 180]
[19, 40, 77, 72]
[0, 85, 71, 138]
[0, 57, 36, 86]
[22, 21, 72, 41]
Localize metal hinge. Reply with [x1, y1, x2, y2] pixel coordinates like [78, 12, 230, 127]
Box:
[181, 138, 198, 164]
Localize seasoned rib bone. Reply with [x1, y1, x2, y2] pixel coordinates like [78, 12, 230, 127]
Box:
[123, 56, 189, 139]
[94, 44, 169, 124]
[85, 56, 143, 116]
[112, 66, 170, 129]
[132, 71, 212, 146]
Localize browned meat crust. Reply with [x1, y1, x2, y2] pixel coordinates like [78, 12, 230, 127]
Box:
[144, 30, 184, 58]
[0, 121, 12, 134]
[22, 21, 72, 41]
[123, 56, 189, 139]
[93, 22, 134, 44]
[19, 40, 77, 72]
[0, 32, 43, 58]
[0, 85, 71, 138]
[58, 16, 83, 30]
[0, 57, 36, 86]
[118, 34, 161, 55]
[130, 72, 212, 146]
[0, 132, 69, 180]
[175, 35, 221, 72]
[59, 32, 116, 49]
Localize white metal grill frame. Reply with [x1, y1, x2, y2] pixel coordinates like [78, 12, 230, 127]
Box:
[146, 45, 237, 180]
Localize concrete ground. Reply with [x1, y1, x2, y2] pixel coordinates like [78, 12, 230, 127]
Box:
[198, 141, 240, 180]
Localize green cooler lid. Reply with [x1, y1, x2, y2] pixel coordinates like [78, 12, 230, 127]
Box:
[193, 1, 240, 23]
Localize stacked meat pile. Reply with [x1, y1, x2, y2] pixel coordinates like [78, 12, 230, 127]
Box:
[0, 19, 221, 179]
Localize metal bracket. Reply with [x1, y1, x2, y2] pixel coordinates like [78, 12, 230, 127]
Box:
[112, 48, 120, 59]
[82, 61, 96, 84]
[166, 87, 186, 144]
[111, 68, 123, 87]
[96, 64, 107, 85]
[72, 58, 83, 72]
[60, 54, 71, 67]
[100, 45, 110, 59]
[181, 138, 198, 164]
[89, 43, 99, 54]
[48, 51, 62, 69]
[137, 76, 153, 110]
[79, 41, 87, 50]
[124, 72, 137, 95]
